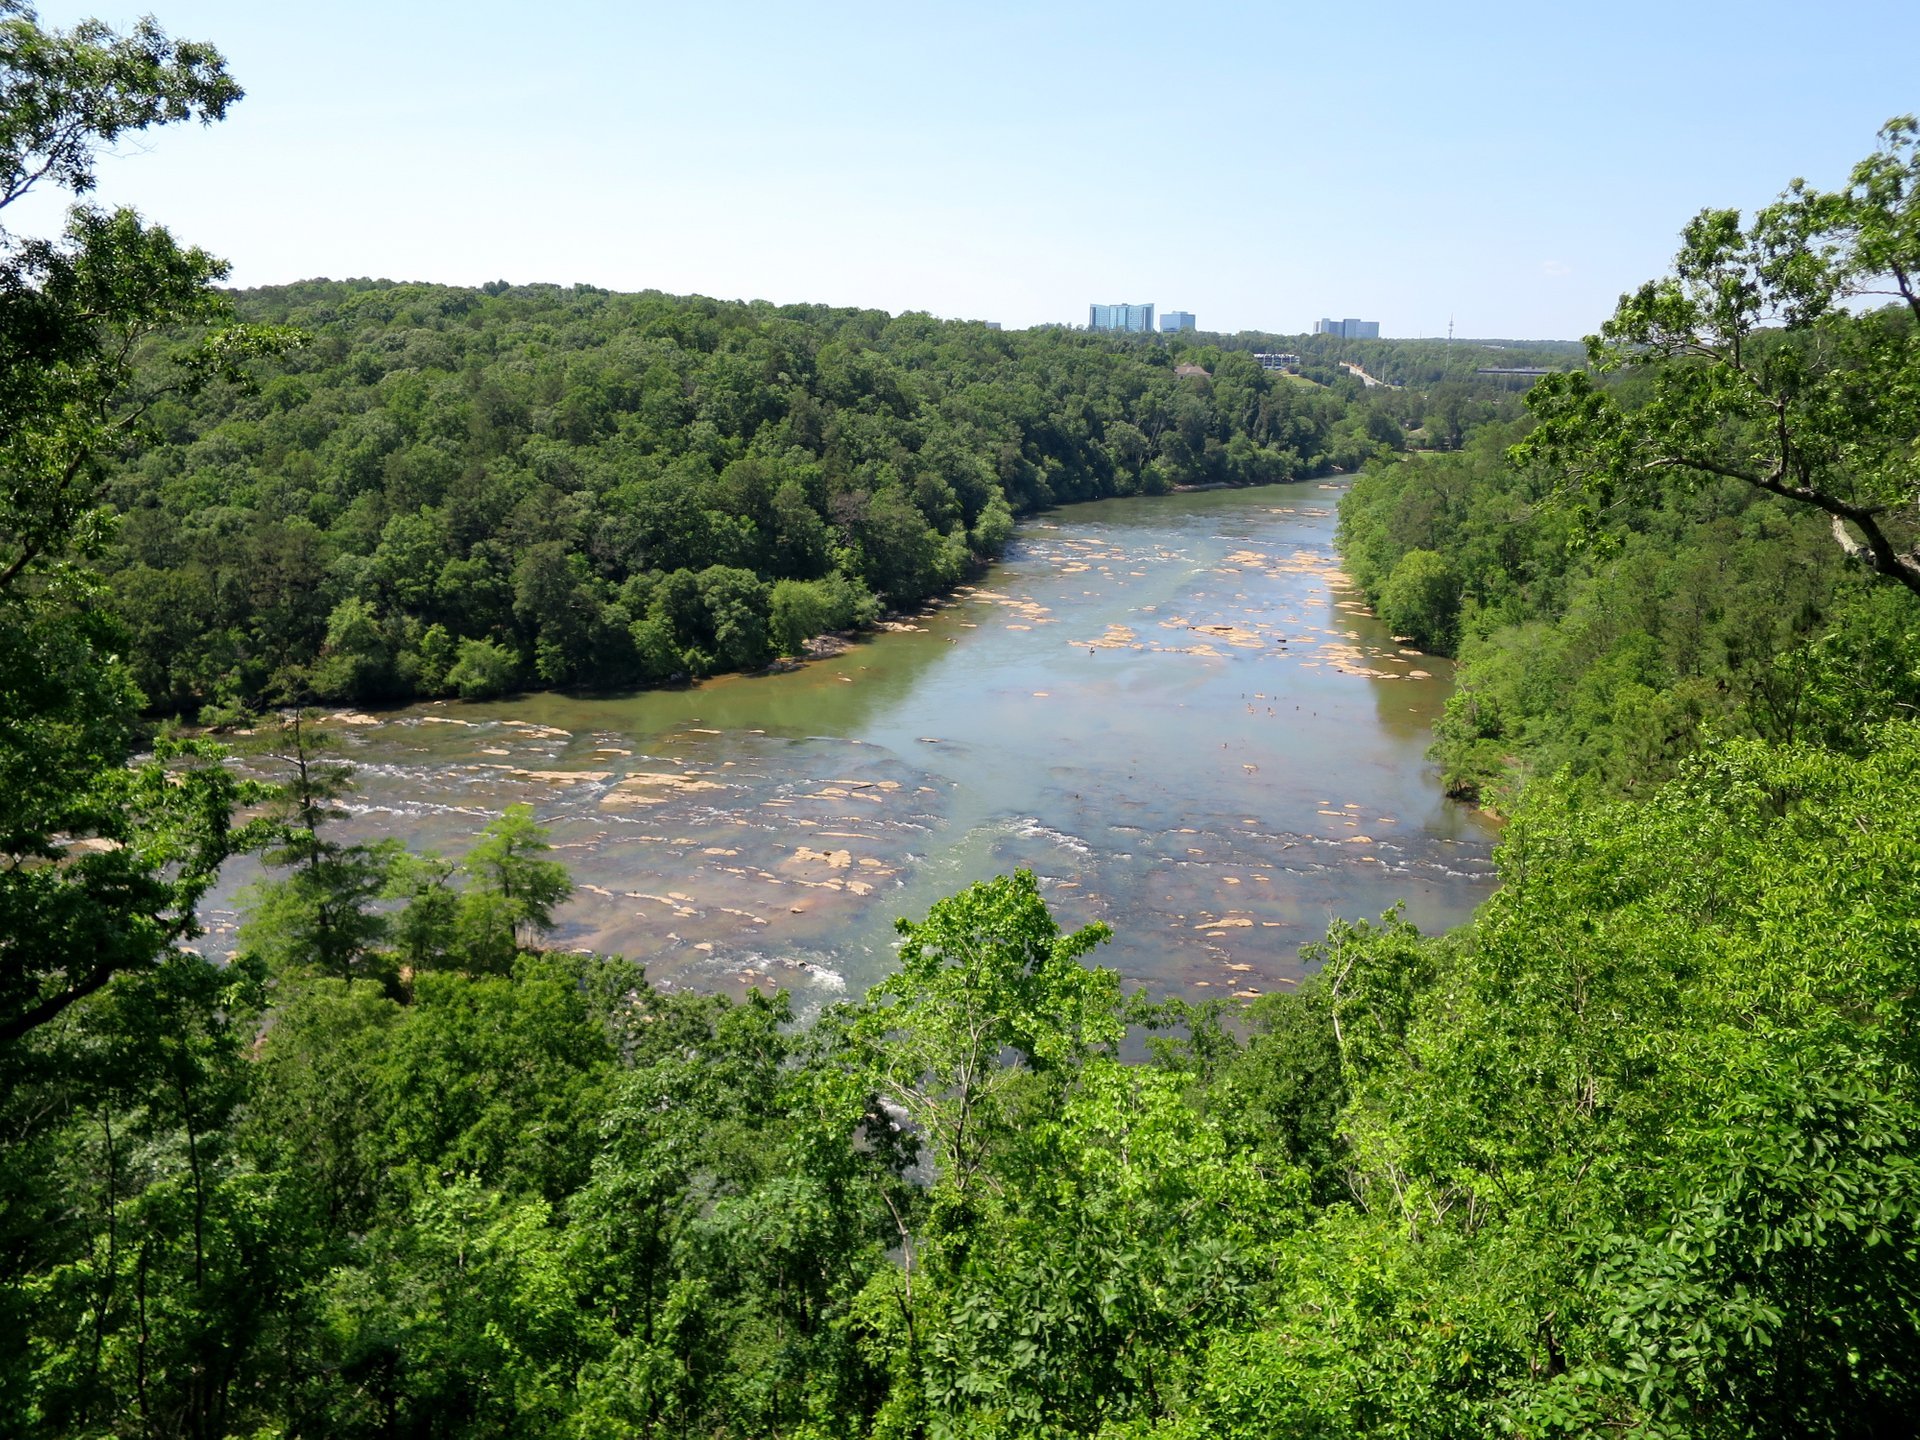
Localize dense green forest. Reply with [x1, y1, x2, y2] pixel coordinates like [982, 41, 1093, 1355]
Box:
[1339, 291, 1920, 800]
[96, 230, 1561, 718]
[1339, 424, 1920, 801]
[4, 9, 1920, 1438]
[101, 278, 1393, 715]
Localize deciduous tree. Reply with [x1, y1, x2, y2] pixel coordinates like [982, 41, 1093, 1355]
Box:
[1521, 117, 1920, 597]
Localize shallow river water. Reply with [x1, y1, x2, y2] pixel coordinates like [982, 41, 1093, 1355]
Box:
[206, 481, 1499, 1009]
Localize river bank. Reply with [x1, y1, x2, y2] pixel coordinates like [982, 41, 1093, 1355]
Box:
[208, 481, 1499, 1008]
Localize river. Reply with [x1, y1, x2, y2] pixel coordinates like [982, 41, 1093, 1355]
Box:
[205, 481, 1499, 1009]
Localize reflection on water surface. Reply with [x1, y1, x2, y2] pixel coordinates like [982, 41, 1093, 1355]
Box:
[207, 482, 1498, 1008]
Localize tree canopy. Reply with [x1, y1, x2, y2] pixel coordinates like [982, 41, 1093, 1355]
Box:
[0, 3, 283, 1051]
[1520, 116, 1920, 595]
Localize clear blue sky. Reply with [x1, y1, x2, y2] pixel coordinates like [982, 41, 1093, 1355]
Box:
[22, 0, 1918, 338]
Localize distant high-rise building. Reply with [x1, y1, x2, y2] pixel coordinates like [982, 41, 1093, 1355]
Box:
[1160, 310, 1196, 333]
[1089, 302, 1155, 332]
[1314, 317, 1380, 339]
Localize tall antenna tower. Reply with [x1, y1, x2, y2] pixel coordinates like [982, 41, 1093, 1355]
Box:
[1447, 315, 1454, 348]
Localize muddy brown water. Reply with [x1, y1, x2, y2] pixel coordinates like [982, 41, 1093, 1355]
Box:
[204, 481, 1499, 1010]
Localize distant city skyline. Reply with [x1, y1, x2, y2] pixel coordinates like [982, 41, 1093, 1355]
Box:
[14, 0, 1916, 339]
